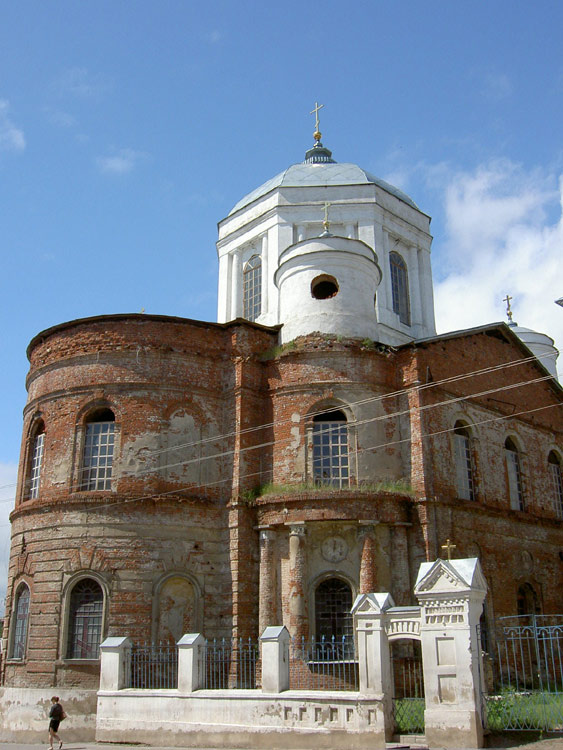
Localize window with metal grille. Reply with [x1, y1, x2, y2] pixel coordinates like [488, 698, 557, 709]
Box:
[389, 251, 410, 326]
[67, 578, 103, 659]
[454, 422, 475, 500]
[505, 437, 524, 511]
[312, 410, 349, 488]
[315, 578, 353, 640]
[243, 255, 262, 322]
[80, 409, 115, 490]
[548, 451, 563, 519]
[10, 584, 30, 659]
[28, 429, 44, 499]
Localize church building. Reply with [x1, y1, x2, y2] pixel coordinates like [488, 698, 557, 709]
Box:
[1, 120, 562, 729]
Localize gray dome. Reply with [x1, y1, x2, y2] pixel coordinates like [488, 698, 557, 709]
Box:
[228, 161, 419, 216]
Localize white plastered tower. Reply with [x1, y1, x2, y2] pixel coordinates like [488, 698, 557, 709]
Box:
[216, 133, 436, 346]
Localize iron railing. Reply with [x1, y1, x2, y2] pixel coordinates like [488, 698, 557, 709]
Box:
[289, 635, 358, 691]
[204, 637, 259, 689]
[484, 614, 563, 731]
[129, 642, 178, 689]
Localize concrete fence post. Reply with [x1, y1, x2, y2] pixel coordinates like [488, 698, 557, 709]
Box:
[99, 636, 132, 691]
[414, 558, 488, 749]
[351, 593, 395, 741]
[177, 633, 206, 693]
[260, 625, 290, 693]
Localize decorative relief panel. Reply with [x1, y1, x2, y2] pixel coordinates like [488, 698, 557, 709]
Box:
[424, 599, 466, 625]
[385, 618, 421, 639]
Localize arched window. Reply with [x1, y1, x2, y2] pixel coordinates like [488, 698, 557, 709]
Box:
[80, 408, 115, 490]
[505, 437, 524, 511]
[9, 584, 30, 659]
[243, 255, 262, 322]
[67, 578, 104, 659]
[517, 583, 540, 617]
[315, 577, 353, 640]
[548, 451, 563, 519]
[389, 251, 410, 326]
[28, 421, 45, 500]
[454, 421, 475, 501]
[312, 410, 349, 488]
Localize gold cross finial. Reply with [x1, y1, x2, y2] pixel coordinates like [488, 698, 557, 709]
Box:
[323, 201, 332, 233]
[441, 538, 457, 560]
[503, 294, 513, 323]
[310, 101, 324, 142]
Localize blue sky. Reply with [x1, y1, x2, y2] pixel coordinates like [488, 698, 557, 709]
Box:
[1, 1, 562, 597]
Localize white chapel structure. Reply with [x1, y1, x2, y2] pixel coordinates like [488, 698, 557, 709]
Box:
[217, 115, 436, 347]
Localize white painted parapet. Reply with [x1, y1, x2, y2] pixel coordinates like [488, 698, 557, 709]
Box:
[177, 633, 206, 692]
[351, 593, 395, 741]
[260, 625, 290, 693]
[99, 636, 131, 691]
[414, 558, 487, 749]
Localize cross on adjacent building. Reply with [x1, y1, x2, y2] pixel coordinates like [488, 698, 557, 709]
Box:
[503, 294, 513, 323]
[441, 538, 457, 560]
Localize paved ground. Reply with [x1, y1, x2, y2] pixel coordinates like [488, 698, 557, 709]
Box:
[0, 739, 562, 750]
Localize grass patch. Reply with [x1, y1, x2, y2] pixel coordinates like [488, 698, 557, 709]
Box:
[485, 691, 563, 731]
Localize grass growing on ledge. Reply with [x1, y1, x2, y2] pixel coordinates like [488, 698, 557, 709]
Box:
[256, 479, 415, 497]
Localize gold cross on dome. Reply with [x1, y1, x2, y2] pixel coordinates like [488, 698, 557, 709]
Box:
[441, 538, 457, 560]
[503, 294, 513, 323]
[323, 201, 332, 232]
[310, 101, 324, 141]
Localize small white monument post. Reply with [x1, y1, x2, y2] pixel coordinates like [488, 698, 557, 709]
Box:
[414, 557, 487, 748]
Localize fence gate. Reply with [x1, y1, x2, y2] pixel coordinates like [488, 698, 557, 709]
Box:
[485, 615, 563, 731]
[391, 638, 425, 735]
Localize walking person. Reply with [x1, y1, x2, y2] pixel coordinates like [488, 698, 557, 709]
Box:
[48, 695, 64, 750]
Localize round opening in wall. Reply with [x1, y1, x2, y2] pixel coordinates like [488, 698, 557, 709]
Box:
[311, 275, 339, 300]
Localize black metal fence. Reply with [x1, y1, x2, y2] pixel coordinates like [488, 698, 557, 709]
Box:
[129, 642, 178, 689]
[289, 636, 358, 691]
[204, 637, 259, 689]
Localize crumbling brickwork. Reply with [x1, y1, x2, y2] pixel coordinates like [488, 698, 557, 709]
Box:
[2, 314, 562, 690]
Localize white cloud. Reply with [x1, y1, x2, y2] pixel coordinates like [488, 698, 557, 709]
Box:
[0, 100, 25, 153]
[45, 107, 76, 128]
[483, 71, 513, 99]
[52, 67, 110, 99]
[0, 463, 18, 607]
[96, 148, 147, 175]
[204, 29, 224, 44]
[432, 161, 563, 366]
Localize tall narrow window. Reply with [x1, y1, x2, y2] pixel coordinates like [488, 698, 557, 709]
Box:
[505, 437, 524, 511]
[81, 409, 115, 490]
[9, 584, 30, 659]
[548, 451, 563, 519]
[312, 410, 349, 488]
[454, 421, 475, 500]
[389, 251, 410, 326]
[67, 578, 103, 659]
[28, 424, 45, 500]
[243, 255, 262, 321]
[517, 583, 540, 617]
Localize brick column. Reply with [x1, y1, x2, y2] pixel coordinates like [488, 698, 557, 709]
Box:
[287, 523, 308, 638]
[359, 523, 378, 594]
[391, 522, 411, 605]
[259, 528, 276, 634]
